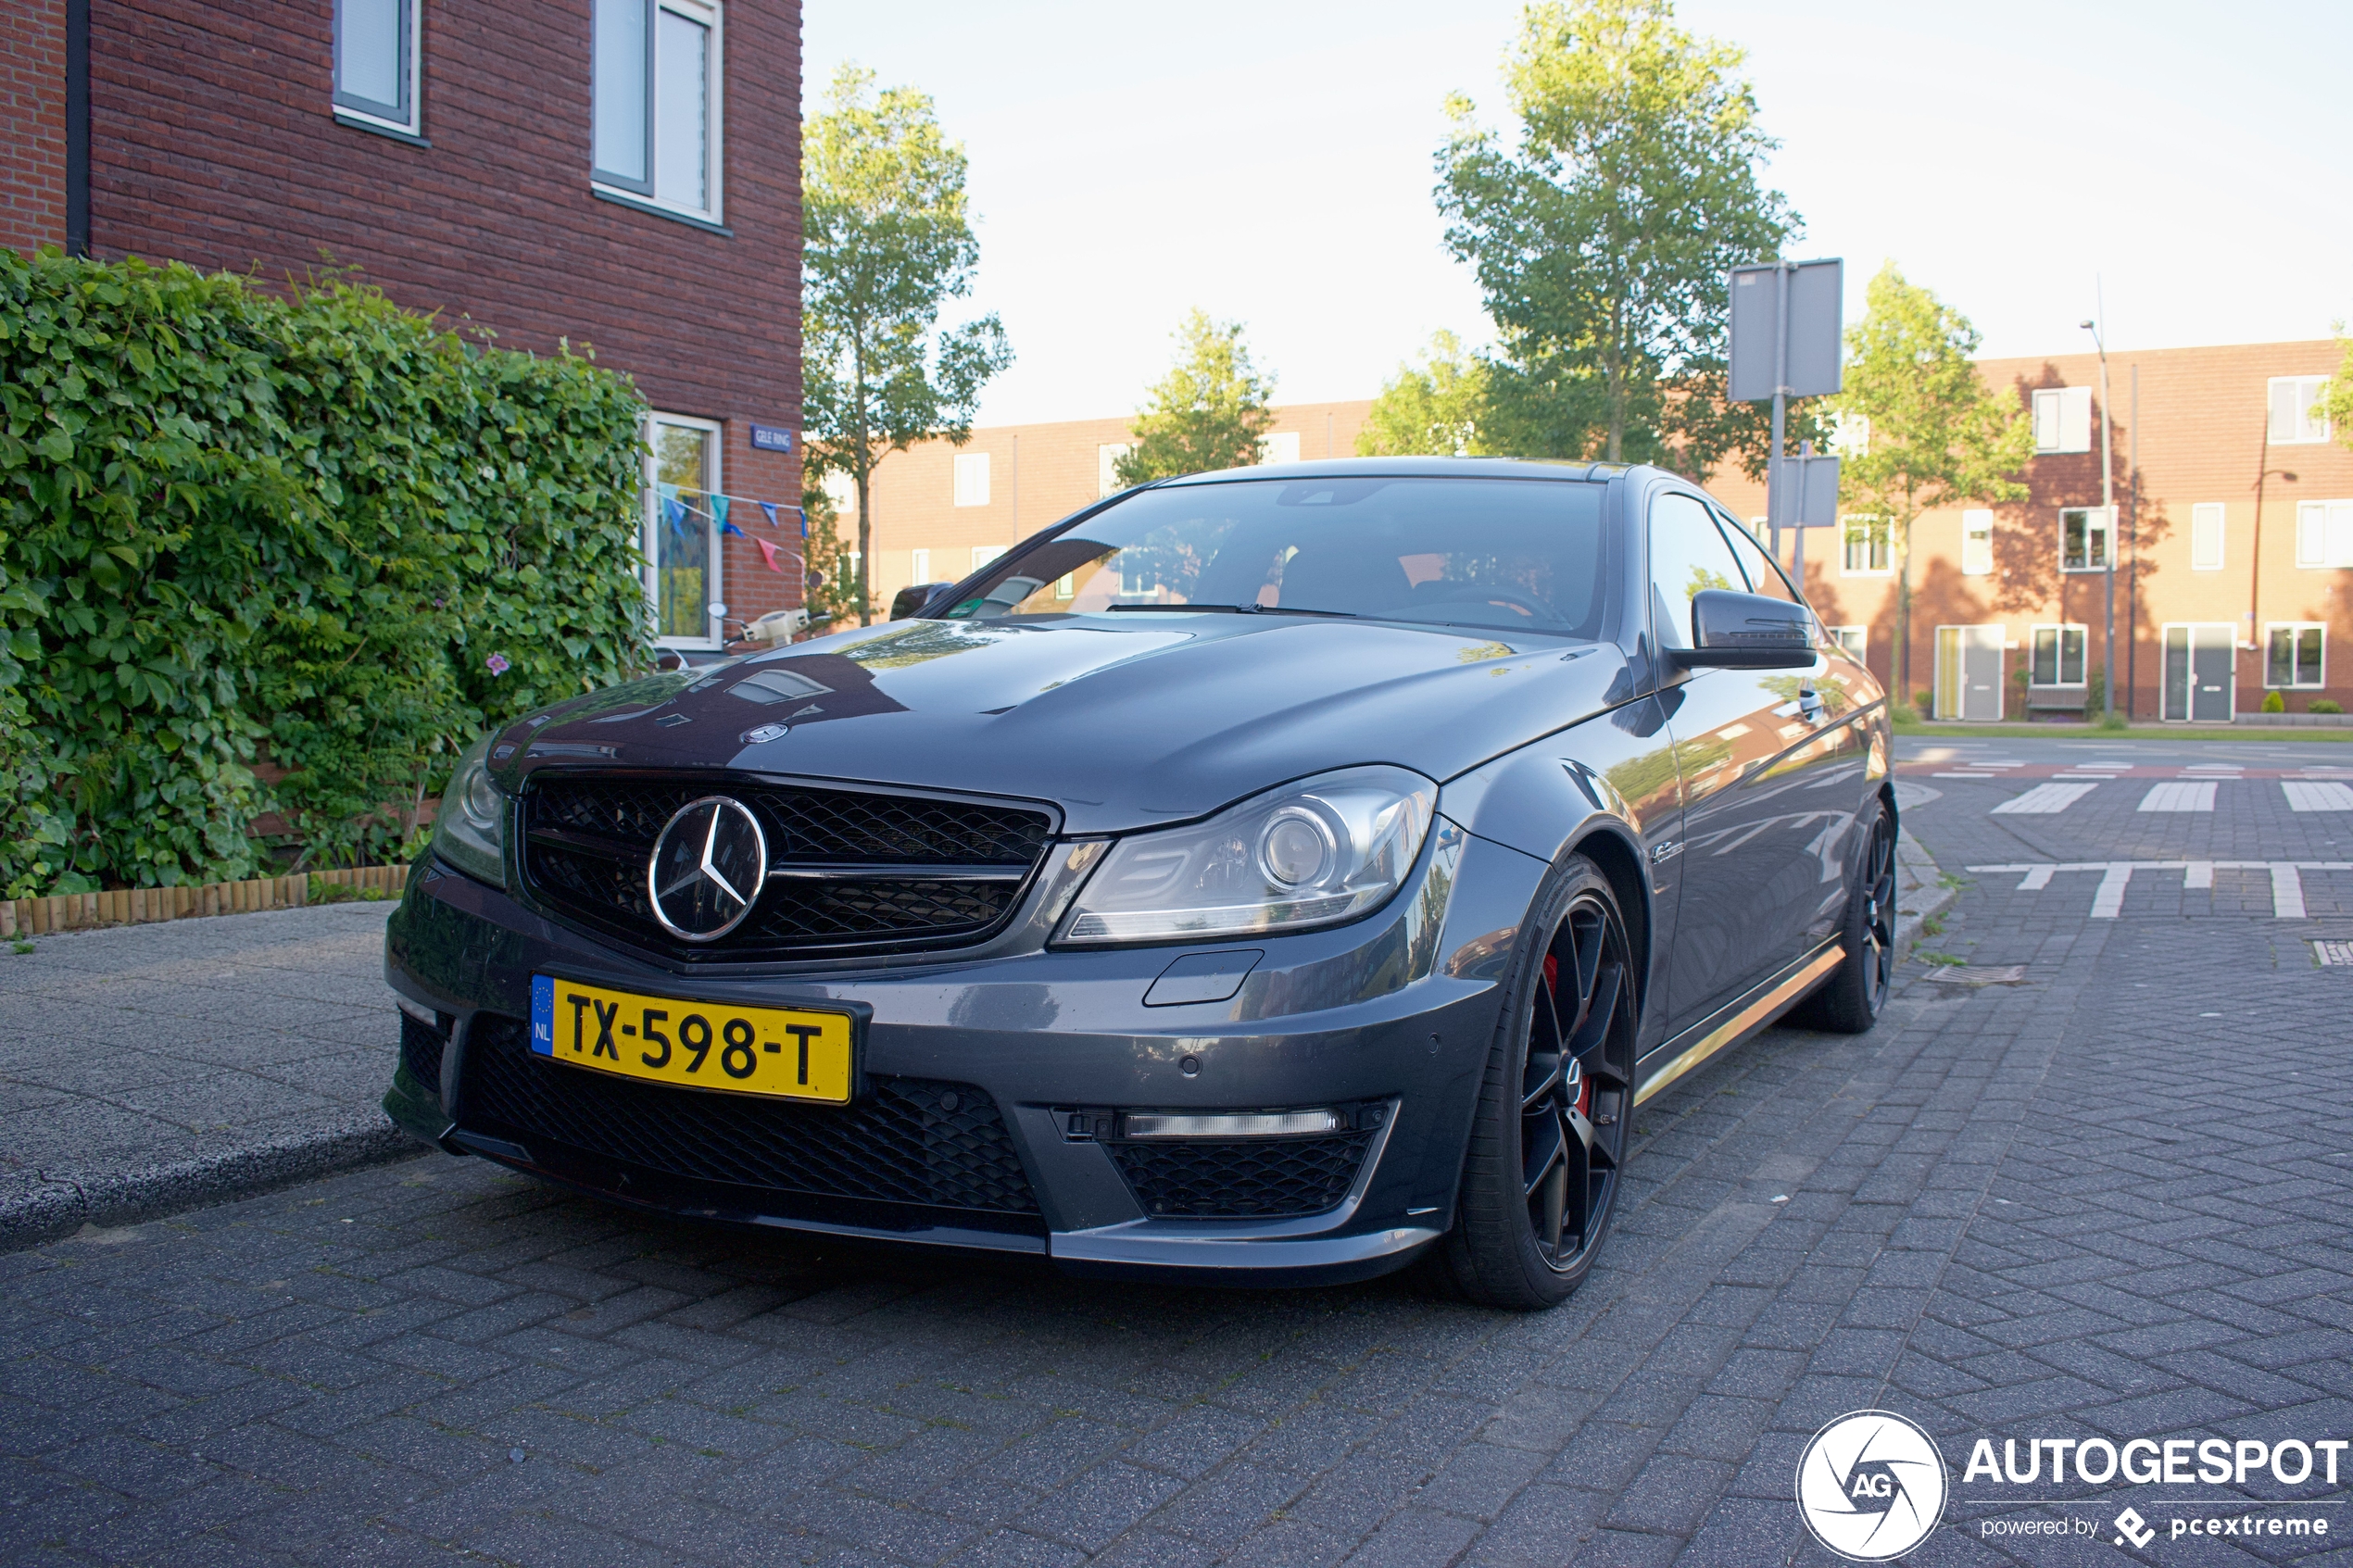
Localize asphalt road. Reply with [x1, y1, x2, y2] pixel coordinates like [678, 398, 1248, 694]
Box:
[4, 734, 2348, 1567]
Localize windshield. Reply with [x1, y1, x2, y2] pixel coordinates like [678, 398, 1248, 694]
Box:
[938, 476, 1612, 638]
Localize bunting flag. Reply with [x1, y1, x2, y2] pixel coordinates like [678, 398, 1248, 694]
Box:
[759, 501, 779, 529]
[713, 495, 742, 537]
[662, 496, 690, 537]
[754, 536, 787, 573]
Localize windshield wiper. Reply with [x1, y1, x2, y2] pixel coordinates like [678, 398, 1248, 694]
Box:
[1103, 603, 1359, 619]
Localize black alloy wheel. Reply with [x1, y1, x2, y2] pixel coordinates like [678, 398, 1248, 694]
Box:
[1794, 798, 1897, 1034]
[1438, 856, 1639, 1310]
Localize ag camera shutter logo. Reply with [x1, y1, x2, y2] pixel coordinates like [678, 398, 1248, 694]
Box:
[1796, 1410, 1949, 1561]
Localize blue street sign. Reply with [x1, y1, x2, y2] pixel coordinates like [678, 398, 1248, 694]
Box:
[749, 423, 795, 454]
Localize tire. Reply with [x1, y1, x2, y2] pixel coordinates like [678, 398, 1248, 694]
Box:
[1433, 855, 1640, 1311]
[1793, 797, 1896, 1035]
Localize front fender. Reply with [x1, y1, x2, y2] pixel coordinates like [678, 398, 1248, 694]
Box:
[1438, 695, 1687, 1057]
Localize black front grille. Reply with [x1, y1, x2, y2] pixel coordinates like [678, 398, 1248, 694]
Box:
[520, 774, 1055, 961]
[1108, 1134, 1375, 1219]
[400, 1013, 447, 1092]
[459, 1017, 1039, 1216]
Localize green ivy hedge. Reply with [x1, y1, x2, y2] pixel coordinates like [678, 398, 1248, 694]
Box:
[0, 250, 653, 897]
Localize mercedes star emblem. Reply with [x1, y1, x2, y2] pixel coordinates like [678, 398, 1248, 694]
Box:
[647, 796, 768, 942]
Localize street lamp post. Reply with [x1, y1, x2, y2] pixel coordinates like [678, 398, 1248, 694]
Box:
[2082, 307, 2114, 719]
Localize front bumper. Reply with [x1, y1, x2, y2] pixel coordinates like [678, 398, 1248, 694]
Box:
[383, 824, 1545, 1286]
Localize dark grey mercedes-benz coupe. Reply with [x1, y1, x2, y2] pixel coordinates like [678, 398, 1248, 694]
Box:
[384, 458, 1895, 1310]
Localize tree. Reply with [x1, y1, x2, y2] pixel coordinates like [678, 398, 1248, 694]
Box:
[1830, 264, 2033, 704]
[803, 65, 1012, 624]
[1114, 310, 1275, 485]
[1436, 0, 1795, 472]
[2323, 329, 2353, 450]
[1357, 331, 1491, 456]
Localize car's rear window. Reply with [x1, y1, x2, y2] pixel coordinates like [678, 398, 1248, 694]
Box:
[941, 476, 1611, 639]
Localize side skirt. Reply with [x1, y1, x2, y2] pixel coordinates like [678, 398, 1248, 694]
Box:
[1632, 943, 1844, 1107]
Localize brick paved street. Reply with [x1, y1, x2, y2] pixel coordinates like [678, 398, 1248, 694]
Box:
[5, 736, 2349, 1566]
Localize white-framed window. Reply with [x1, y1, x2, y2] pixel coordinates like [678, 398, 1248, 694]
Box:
[593, 0, 724, 222]
[971, 544, 1008, 573]
[333, 0, 422, 136]
[1828, 625, 1867, 662]
[909, 548, 930, 584]
[953, 453, 991, 508]
[1054, 572, 1076, 600]
[820, 470, 857, 519]
[1840, 515, 1891, 576]
[2030, 624, 2088, 686]
[1829, 412, 1870, 458]
[2191, 503, 2225, 571]
[2296, 500, 2353, 570]
[1098, 443, 1133, 497]
[1960, 508, 1993, 576]
[2267, 623, 2325, 689]
[2269, 376, 2332, 445]
[2032, 386, 2093, 455]
[1257, 431, 1302, 466]
[2060, 506, 2112, 572]
[644, 412, 723, 647]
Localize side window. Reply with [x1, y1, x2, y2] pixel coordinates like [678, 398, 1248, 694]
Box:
[1648, 494, 1745, 652]
[1712, 507, 1801, 604]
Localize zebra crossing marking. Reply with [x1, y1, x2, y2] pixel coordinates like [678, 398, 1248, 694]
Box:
[2284, 781, 2353, 811]
[2139, 782, 2217, 812]
[1991, 783, 2099, 815]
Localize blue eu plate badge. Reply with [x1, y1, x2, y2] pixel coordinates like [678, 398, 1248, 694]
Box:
[530, 975, 556, 1055]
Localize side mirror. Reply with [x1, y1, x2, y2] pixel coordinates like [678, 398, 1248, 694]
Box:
[1669, 589, 1817, 670]
[889, 582, 953, 621]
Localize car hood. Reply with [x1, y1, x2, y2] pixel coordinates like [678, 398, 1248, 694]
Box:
[490, 615, 1634, 834]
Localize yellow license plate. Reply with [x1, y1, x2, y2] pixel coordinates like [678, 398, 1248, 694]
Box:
[529, 976, 854, 1104]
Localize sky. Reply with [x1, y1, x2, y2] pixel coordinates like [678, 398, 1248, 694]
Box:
[802, 1, 2353, 429]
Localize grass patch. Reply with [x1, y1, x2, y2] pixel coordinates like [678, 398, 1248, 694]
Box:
[1894, 720, 2353, 742]
[1915, 950, 1968, 967]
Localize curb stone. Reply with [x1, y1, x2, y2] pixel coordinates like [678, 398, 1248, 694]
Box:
[1894, 826, 1955, 964]
[0, 1110, 423, 1252]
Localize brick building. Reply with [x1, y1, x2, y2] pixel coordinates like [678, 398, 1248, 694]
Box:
[859, 343, 2347, 722]
[843, 400, 1373, 614]
[1708, 340, 2348, 721]
[1, 0, 803, 653]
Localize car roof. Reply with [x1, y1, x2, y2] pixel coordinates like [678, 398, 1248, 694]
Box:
[1152, 455, 1639, 487]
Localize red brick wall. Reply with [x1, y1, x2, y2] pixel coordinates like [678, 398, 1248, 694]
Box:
[1706, 340, 2353, 721]
[1, 0, 68, 255]
[86, 0, 803, 626]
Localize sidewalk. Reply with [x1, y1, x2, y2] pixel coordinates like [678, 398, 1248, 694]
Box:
[0, 903, 415, 1248]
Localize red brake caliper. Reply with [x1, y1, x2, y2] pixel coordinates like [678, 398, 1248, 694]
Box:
[1543, 954, 1593, 1120]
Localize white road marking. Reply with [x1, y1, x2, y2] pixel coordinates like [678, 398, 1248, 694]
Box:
[2284, 782, 2353, 811]
[1932, 772, 1994, 779]
[2314, 940, 2353, 966]
[1969, 859, 2352, 919]
[2139, 782, 2217, 812]
[1992, 783, 2098, 815]
[2054, 773, 2119, 781]
[2274, 864, 2306, 919]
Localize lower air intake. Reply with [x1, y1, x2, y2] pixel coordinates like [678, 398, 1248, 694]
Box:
[459, 1017, 1038, 1216]
[1108, 1132, 1375, 1220]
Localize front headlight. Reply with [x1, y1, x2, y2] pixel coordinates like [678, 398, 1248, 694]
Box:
[1057, 766, 1435, 945]
[432, 731, 508, 888]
